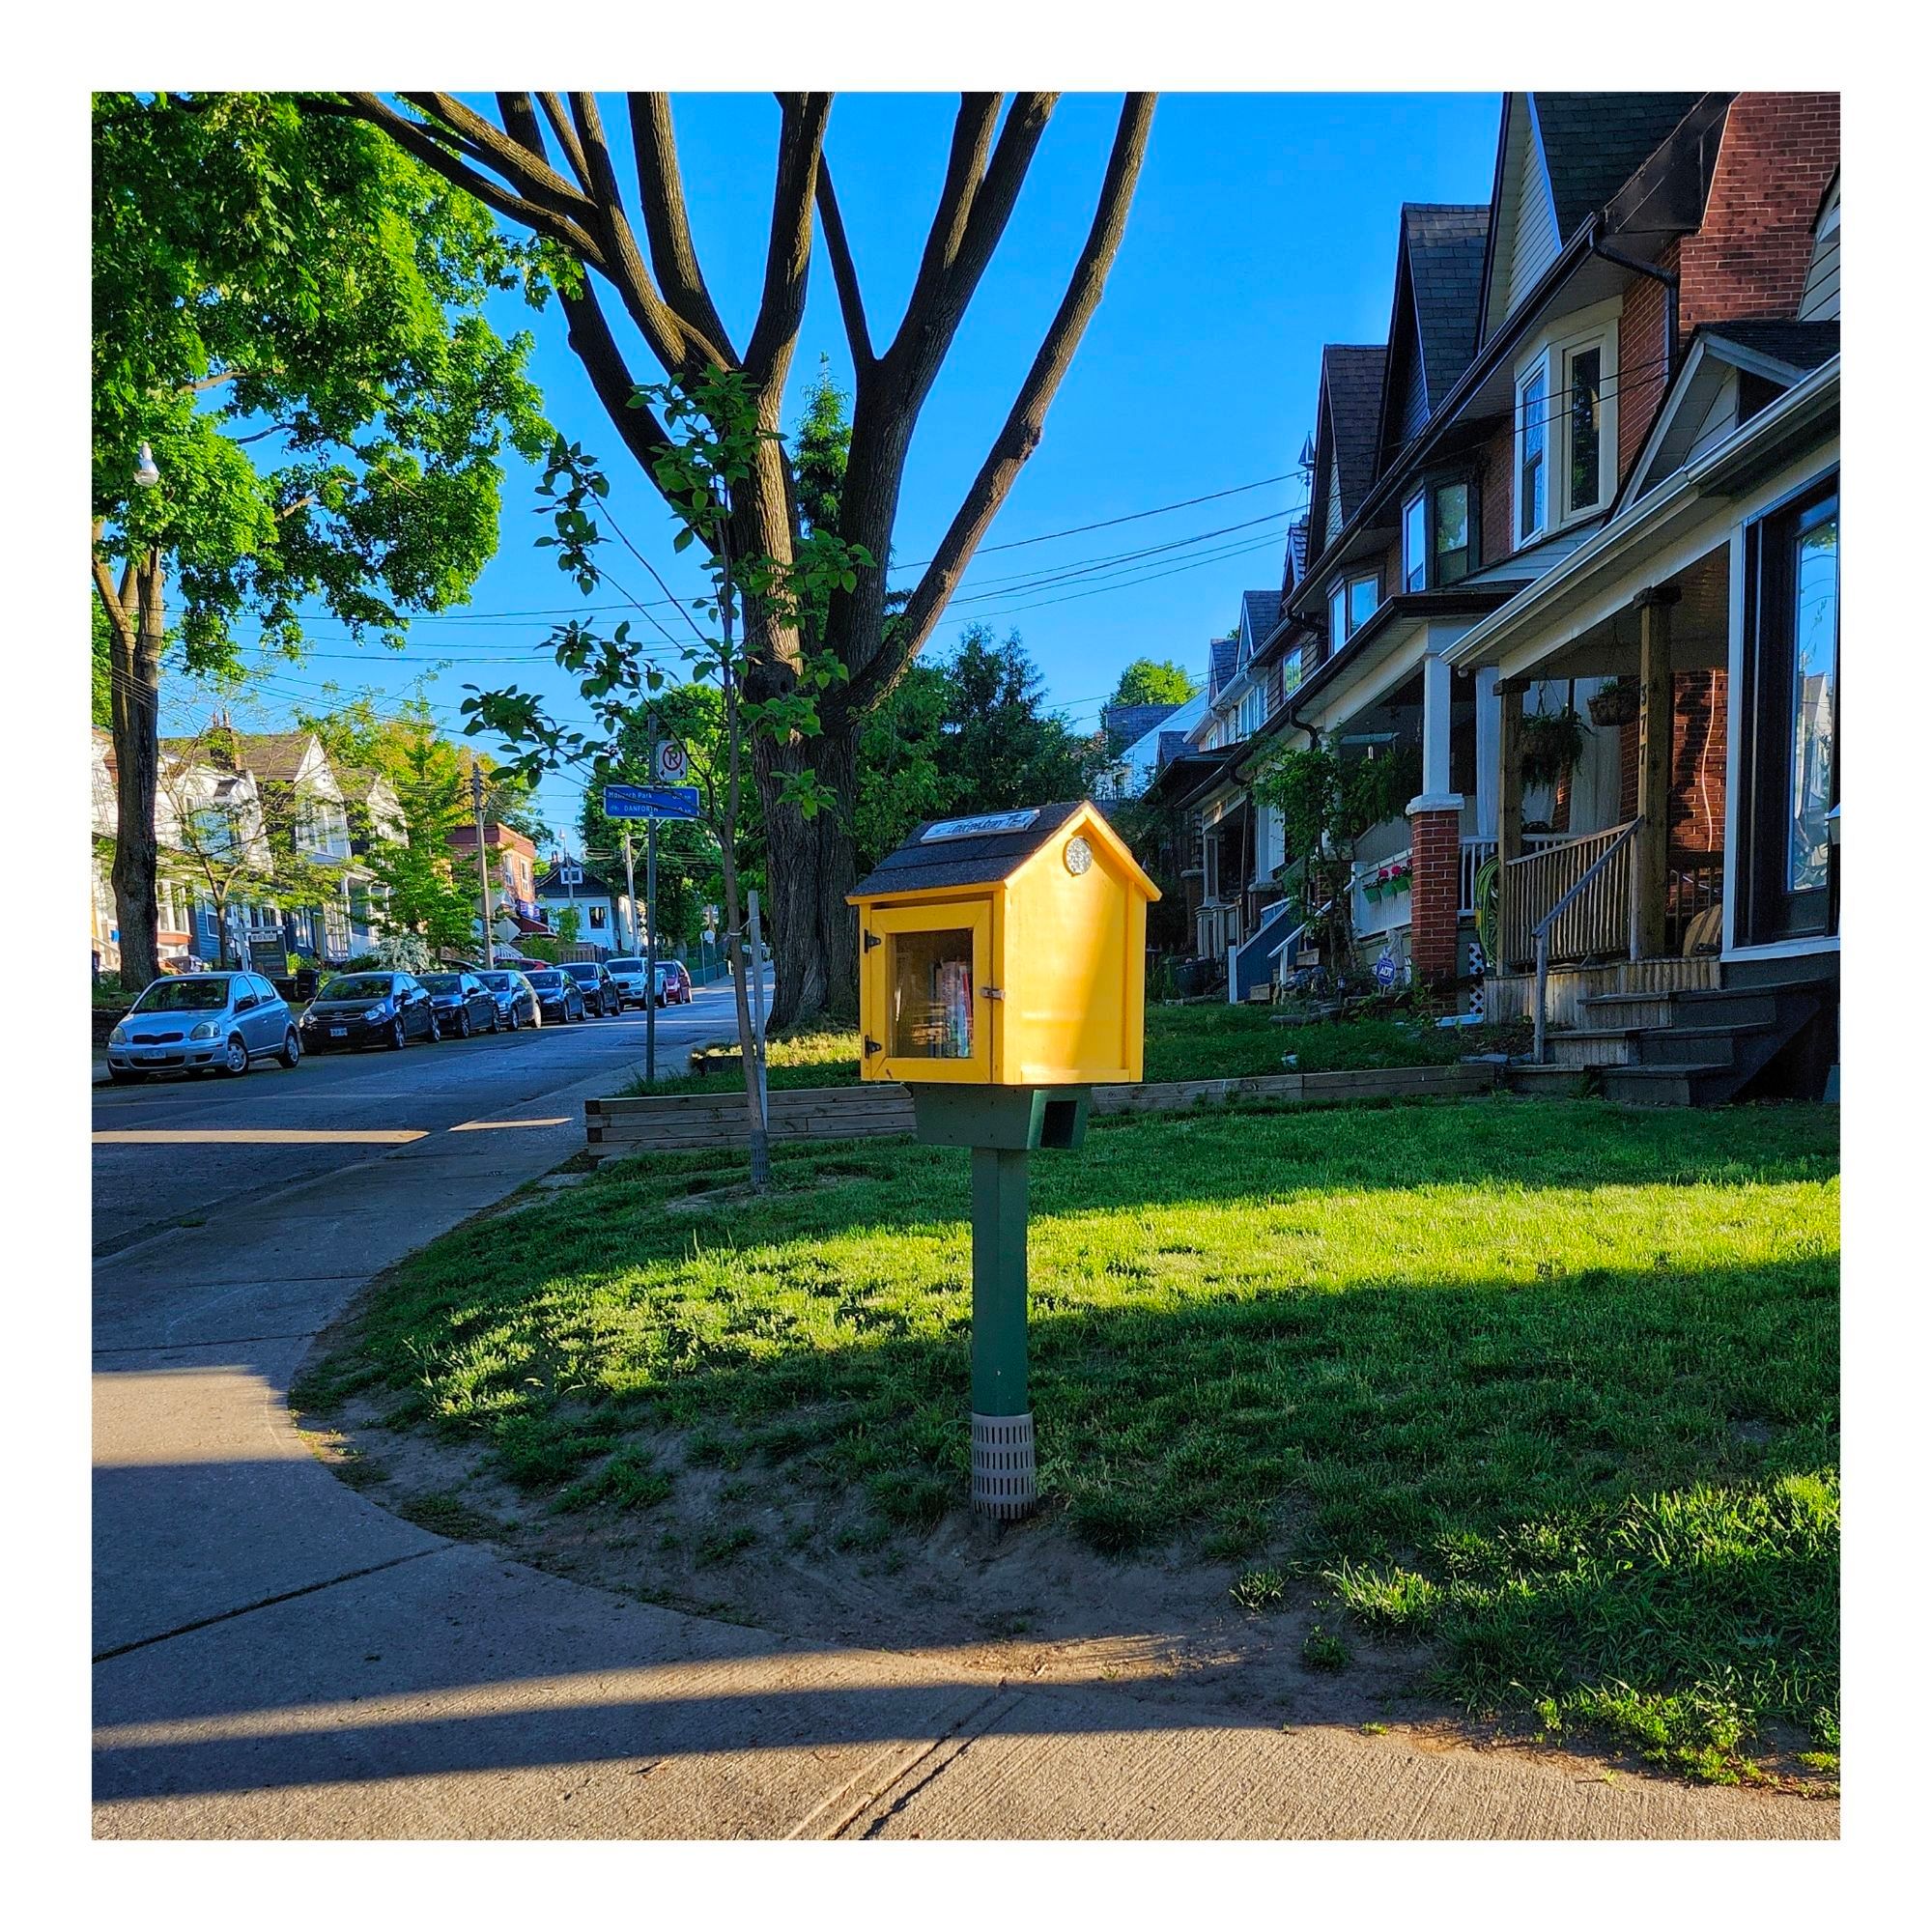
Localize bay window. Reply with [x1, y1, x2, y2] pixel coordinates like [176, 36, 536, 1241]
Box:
[1514, 305, 1619, 544]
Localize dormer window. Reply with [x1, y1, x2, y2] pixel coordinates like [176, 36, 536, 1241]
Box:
[1327, 571, 1381, 652]
[1404, 478, 1477, 592]
[1514, 301, 1620, 545]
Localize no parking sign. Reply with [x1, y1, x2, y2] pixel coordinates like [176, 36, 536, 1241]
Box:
[654, 740, 688, 782]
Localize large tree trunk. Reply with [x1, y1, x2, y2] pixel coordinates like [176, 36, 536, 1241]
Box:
[755, 717, 861, 1029]
[107, 549, 164, 989]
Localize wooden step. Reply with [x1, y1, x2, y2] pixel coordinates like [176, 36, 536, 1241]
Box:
[1582, 988, 1781, 1030]
[1600, 1061, 1737, 1106]
[1635, 1021, 1777, 1067]
[1544, 1028, 1638, 1067]
[1502, 1063, 1597, 1098]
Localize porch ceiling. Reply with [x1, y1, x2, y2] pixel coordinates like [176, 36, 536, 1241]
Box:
[1503, 545, 1730, 685]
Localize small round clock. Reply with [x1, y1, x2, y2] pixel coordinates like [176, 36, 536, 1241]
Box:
[1064, 836, 1094, 876]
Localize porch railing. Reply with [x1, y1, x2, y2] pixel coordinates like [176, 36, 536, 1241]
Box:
[1498, 821, 1640, 975]
[1667, 853, 1725, 953]
[1528, 817, 1644, 1064]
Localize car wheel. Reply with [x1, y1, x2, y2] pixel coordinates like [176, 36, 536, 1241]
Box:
[389, 1017, 407, 1050]
[455, 1009, 470, 1038]
[220, 1033, 250, 1077]
[279, 1028, 301, 1070]
[506, 1006, 520, 1032]
[107, 1066, 144, 1085]
[487, 1006, 501, 1034]
[427, 1011, 442, 1043]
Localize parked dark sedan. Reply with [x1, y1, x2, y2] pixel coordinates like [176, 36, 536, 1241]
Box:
[475, 969, 540, 1030]
[298, 971, 440, 1052]
[560, 958, 623, 1017]
[523, 968, 586, 1025]
[418, 970, 500, 1037]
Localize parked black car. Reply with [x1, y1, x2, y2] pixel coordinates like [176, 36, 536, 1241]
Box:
[418, 970, 500, 1037]
[298, 971, 440, 1052]
[523, 968, 586, 1025]
[475, 969, 539, 1030]
[560, 958, 623, 1017]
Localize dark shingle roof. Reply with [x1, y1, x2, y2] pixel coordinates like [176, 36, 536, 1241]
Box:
[1698, 319, 1840, 374]
[1531, 94, 1705, 240]
[1242, 588, 1283, 648]
[1284, 517, 1309, 588]
[1323, 345, 1387, 520]
[537, 863, 615, 897]
[1401, 204, 1490, 409]
[850, 800, 1087, 899]
[1101, 700, 1181, 749]
[1209, 635, 1238, 694]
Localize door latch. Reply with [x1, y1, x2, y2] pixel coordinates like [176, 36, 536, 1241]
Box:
[980, 985, 1005, 1000]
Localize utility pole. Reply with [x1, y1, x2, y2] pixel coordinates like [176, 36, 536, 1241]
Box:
[643, 712, 660, 1086]
[470, 764, 495, 969]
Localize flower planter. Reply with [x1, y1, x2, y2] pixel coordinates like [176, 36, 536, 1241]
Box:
[1587, 679, 1639, 727]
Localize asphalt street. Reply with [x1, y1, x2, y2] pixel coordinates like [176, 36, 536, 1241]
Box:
[92, 985, 732, 1256]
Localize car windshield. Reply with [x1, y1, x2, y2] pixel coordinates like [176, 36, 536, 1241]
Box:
[562, 963, 597, 980]
[418, 975, 462, 993]
[316, 975, 391, 1002]
[477, 973, 513, 990]
[607, 958, 642, 973]
[526, 971, 562, 989]
[133, 977, 232, 1012]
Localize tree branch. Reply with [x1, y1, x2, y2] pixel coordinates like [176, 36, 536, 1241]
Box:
[851, 93, 1155, 712]
[567, 92, 725, 374]
[812, 160, 873, 373]
[397, 91, 593, 214]
[888, 93, 1002, 366]
[744, 93, 832, 391]
[537, 92, 594, 196]
[629, 94, 738, 365]
[325, 94, 608, 265]
[92, 541, 136, 654]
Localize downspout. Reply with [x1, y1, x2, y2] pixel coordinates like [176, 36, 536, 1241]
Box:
[1590, 230, 1679, 385]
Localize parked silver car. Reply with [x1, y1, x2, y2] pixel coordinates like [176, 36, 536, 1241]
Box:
[106, 972, 300, 1083]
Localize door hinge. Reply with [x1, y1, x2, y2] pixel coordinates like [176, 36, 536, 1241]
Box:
[863, 929, 881, 952]
[865, 1036, 883, 1056]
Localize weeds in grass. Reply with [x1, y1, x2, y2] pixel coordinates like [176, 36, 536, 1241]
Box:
[396, 1492, 500, 1539]
[1231, 1567, 1290, 1613]
[1302, 1626, 1351, 1671]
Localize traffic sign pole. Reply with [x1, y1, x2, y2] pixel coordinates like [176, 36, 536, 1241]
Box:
[644, 716, 659, 1086]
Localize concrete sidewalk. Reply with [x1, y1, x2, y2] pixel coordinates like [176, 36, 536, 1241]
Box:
[92, 1068, 1837, 1839]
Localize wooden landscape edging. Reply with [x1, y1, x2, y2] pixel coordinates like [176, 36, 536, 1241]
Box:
[582, 1061, 1497, 1152]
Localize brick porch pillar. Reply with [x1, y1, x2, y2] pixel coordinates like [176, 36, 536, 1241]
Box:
[1406, 801, 1463, 987]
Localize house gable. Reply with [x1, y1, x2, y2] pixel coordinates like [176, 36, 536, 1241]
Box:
[1483, 96, 1562, 343]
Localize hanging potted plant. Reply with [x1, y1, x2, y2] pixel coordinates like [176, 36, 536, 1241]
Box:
[1519, 705, 1589, 792]
[1362, 867, 1384, 904]
[1388, 861, 1412, 895]
[1587, 676, 1639, 727]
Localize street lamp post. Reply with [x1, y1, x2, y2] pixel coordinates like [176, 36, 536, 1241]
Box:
[470, 765, 496, 969]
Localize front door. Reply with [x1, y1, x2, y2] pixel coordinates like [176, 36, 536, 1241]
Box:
[1740, 477, 1838, 945]
[863, 900, 995, 1084]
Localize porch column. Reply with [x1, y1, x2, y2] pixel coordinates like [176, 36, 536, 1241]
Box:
[1634, 586, 1679, 958]
[1473, 666, 1500, 842]
[1406, 641, 1465, 990]
[1498, 684, 1524, 864]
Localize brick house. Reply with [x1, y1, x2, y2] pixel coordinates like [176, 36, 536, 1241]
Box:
[1210, 92, 1837, 1095]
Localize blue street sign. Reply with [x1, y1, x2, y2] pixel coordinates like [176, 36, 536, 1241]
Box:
[604, 782, 700, 821]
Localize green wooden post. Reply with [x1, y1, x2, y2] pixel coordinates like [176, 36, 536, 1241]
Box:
[906, 1085, 1092, 1520]
[970, 1146, 1031, 1417]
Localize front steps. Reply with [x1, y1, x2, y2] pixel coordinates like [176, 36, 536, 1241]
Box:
[1503, 980, 1826, 1106]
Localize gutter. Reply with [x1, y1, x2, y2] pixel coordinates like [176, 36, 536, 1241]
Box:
[1590, 236, 1677, 384]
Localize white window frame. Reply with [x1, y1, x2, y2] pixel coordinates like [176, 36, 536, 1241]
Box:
[1403, 491, 1429, 592]
[1513, 298, 1621, 545]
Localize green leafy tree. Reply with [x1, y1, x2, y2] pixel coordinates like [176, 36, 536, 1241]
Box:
[935, 626, 1097, 812]
[360, 730, 478, 954]
[1107, 657, 1193, 712]
[315, 90, 1154, 1026]
[91, 92, 552, 986]
[854, 661, 950, 870]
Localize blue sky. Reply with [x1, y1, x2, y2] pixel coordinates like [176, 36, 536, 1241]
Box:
[216, 93, 1503, 838]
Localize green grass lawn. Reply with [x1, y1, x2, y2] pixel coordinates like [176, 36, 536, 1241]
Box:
[297, 1097, 1838, 1785]
[630, 1001, 1483, 1096]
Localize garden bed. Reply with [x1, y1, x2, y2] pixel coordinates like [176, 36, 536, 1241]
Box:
[294, 1097, 1839, 1789]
